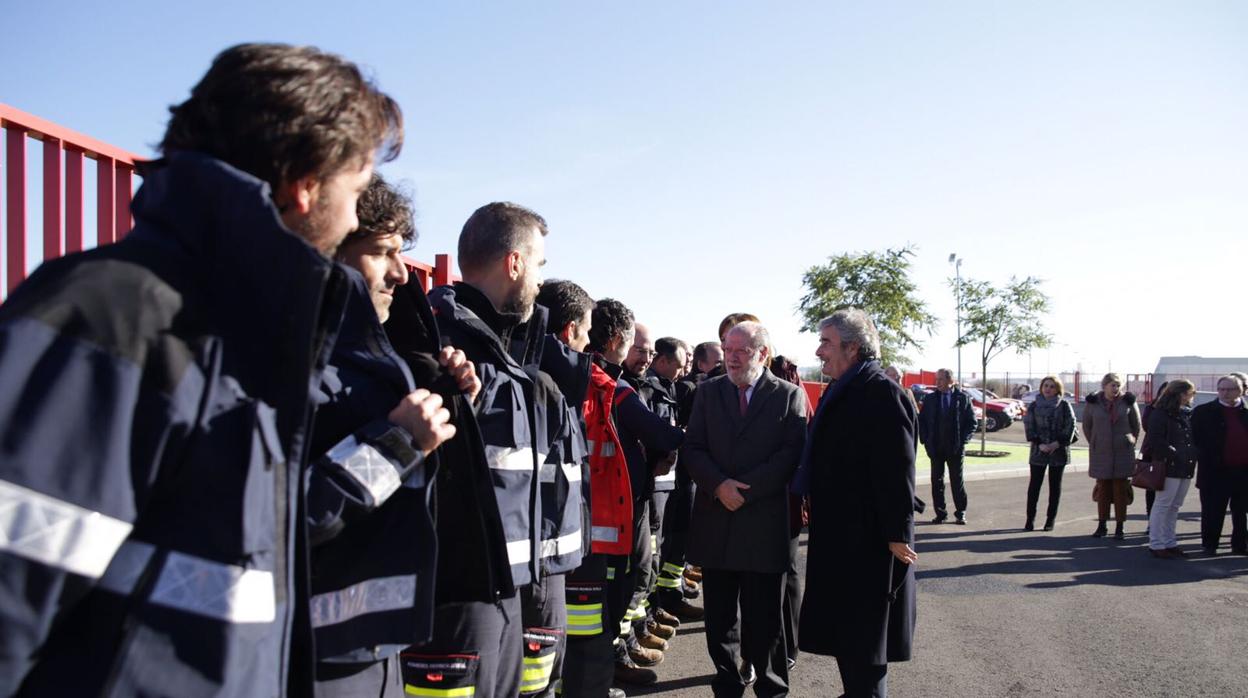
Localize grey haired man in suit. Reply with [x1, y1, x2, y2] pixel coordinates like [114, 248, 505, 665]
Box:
[684, 321, 808, 697]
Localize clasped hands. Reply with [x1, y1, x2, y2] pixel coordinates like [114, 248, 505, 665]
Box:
[714, 478, 751, 511]
[387, 346, 480, 455]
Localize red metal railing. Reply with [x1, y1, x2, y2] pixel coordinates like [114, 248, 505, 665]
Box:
[2, 102, 458, 298]
[1, 102, 141, 298]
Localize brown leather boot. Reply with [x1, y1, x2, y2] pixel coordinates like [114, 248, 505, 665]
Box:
[646, 617, 676, 640]
[637, 631, 667, 652]
[628, 645, 664, 667]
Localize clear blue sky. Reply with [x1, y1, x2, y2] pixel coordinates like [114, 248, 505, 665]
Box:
[4, 1, 1246, 379]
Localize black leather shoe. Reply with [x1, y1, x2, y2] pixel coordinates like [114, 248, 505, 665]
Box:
[739, 660, 756, 686]
[1043, 518, 1055, 531]
[954, 512, 967, 525]
[1092, 521, 1108, 538]
[931, 514, 948, 524]
[1023, 519, 1034, 531]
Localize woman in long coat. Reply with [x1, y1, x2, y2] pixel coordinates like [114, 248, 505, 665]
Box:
[1082, 372, 1141, 539]
[794, 309, 917, 698]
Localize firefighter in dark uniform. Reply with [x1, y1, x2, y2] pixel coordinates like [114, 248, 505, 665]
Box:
[426, 202, 552, 697]
[538, 280, 632, 698]
[307, 175, 500, 696]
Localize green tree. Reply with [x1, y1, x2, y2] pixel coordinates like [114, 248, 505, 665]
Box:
[953, 276, 1052, 453]
[798, 246, 937, 366]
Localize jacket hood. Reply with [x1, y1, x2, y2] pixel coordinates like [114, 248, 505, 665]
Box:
[129, 152, 345, 416]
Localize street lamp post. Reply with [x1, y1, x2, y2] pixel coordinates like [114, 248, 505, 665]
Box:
[948, 253, 963, 386]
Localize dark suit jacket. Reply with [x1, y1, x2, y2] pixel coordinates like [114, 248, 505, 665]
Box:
[684, 370, 808, 573]
[918, 387, 976, 456]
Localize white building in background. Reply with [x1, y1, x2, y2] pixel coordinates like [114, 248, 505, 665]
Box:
[1153, 356, 1248, 391]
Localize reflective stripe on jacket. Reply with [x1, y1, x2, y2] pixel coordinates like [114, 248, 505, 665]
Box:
[0, 153, 345, 696]
[428, 284, 542, 587]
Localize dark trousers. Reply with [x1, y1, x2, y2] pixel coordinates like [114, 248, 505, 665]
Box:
[781, 534, 801, 664]
[562, 554, 616, 698]
[656, 483, 695, 609]
[520, 574, 566, 696]
[400, 596, 521, 698]
[1200, 469, 1248, 551]
[835, 660, 887, 698]
[314, 655, 402, 697]
[1026, 464, 1065, 521]
[648, 491, 669, 591]
[626, 499, 653, 638]
[702, 568, 788, 698]
[929, 450, 967, 517]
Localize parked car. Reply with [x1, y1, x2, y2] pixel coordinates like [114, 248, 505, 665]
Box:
[909, 384, 985, 430]
[961, 387, 1024, 432]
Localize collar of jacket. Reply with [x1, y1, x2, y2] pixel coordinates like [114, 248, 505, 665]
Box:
[1086, 391, 1136, 407]
[327, 265, 415, 396]
[540, 334, 592, 406]
[509, 303, 549, 369]
[592, 353, 624, 380]
[427, 283, 527, 376]
[129, 151, 347, 419]
[449, 281, 524, 340]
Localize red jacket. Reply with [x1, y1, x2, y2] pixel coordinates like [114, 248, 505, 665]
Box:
[584, 361, 633, 554]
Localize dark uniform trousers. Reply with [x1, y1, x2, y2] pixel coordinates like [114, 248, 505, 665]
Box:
[398, 596, 522, 698]
[520, 574, 567, 697]
[702, 568, 788, 698]
[647, 490, 669, 607]
[624, 499, 654, 641]
[561, 554, 618, 697]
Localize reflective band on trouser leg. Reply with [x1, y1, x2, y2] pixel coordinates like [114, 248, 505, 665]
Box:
[405, 687, 475, 697]
[606, 566, 616, 581]
[520, 653, 556, 694]
[565, 603, 604, 636]
[656, 560, 683, 588]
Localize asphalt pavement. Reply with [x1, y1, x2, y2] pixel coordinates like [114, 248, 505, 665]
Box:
[616, 469, 1248, 697]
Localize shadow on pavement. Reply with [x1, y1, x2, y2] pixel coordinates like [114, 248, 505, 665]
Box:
[916, 527, 1248, 589]
[624, 673, 715, 695]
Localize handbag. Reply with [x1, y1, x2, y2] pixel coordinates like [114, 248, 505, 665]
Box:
[1131, 458, 1166, 491]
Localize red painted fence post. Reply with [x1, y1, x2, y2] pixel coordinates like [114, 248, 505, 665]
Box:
[6, 127, 28, 296]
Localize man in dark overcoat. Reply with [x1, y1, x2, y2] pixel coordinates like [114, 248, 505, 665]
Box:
[793, 308, 918, 698]
[684, 321, 808, 697]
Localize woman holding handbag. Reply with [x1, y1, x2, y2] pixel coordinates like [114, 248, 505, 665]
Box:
[1022, 375, 1077, 531]
[1142, 380, 1199, 559]
[1082, 373, 1142, 539]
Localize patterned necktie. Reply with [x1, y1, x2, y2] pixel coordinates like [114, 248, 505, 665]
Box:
[739, 385, 749, 416]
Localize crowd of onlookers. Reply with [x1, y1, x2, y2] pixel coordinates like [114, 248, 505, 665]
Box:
[905, 368, 1248, 558]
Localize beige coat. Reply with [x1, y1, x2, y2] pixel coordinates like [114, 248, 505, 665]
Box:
[1082, 391, 1141, 479]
